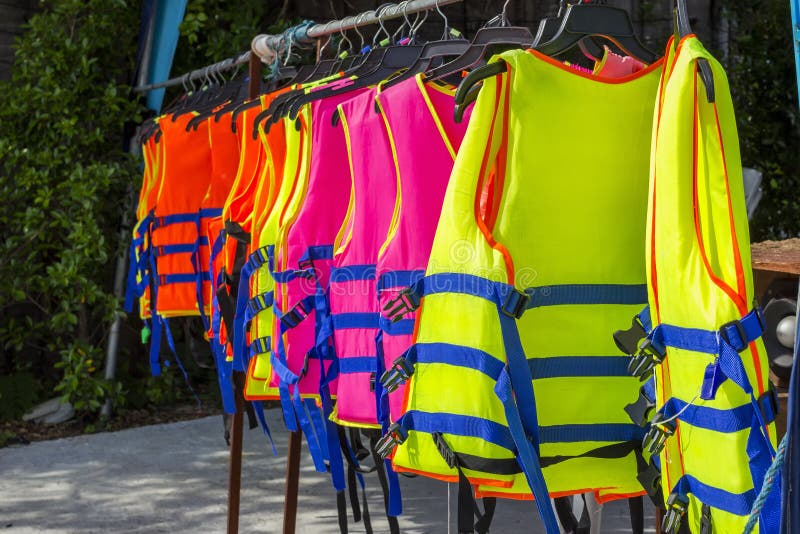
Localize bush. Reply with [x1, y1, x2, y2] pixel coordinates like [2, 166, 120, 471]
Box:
[0, 0, 142, 416]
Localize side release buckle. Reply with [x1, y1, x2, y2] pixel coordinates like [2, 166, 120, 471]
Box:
[625, 385, 656, 427]
[501, 288, 530, 319]
[384, 286, 422, 322]
[379, 357, 414, 393]
[661, 493, 689, 534]
[375, 422, 408, 459]
[643, 413, 676, 455]
[636, 460, 663, 505]
[294, 258, 316, 279]
[628, 337, 666, 380]
[431, 432, 457, 469]
[280, 301, 310, 329]
[613, 315, 648, 356]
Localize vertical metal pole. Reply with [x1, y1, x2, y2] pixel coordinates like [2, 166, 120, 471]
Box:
[225, 53, 263, 534]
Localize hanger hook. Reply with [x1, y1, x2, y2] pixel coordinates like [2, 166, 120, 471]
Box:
[352, 12, 367, 52]
[435, 0, 450, 40]
[501, 0, 511, 26]
[392, 2, 409, 42]
[317, 21, 334, 58]
[373, 4, 391, 46]
[413, 5, 428, 39]
[337, 17, 353, 57]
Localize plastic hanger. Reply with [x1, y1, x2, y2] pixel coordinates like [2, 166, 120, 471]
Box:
[420, 0, 534, 83]
[535, 3, 658, 63]
[382, 0, 470, 90]
[674, 0, 714, 102]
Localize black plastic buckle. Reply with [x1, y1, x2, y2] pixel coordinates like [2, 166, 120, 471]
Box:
[643, 413, 676, 455]
[369, 372, 376, 392]
[719, 318, 749, 352]
[375, 423, 408, 459]
[625, 386, 656, 427]
[299, 351, 311, 378]
[248, 247, 270, 270]
[636, 460, 663, 504]
[247, 293, 271, 315]
[501, 288, 530, 319]
[432, 432, 457, 469]
[758, 387, 779, 423]
[613, 315, 648, 356]
[280, 303, 309, 329]
[294, 258, 316, 279]
[379, 357, 414, 393]
[754, 305, 766, 331]
[250, 336, 271, 355]
[383, 286, 421, 322]
[628, 338, 665, 380]
[661, 493, 689, 533]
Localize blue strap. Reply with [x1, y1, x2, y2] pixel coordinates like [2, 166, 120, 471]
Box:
[528, 356, 631, 379]
[300, 245, 334, 261]
[398, 410, 515, 451]
[539, 423, 645, 444]
[660, 396, 777, 434]
[526, 284, 648, 309]
[670, 474, 755, 516]
[330, 264, 376, 283]
[307, 397, 330, 462]
[377, 270, 425, 291]
[494, 369, 560, 534]
[210, 231, 225, 264]
[639, 305, 653, 333]
[338, 356, 377, 374]
[251, 400, 277, 455]
[159, 272, 211, 285]
[124, 213, 154, 312]
[332, 312, 379, 330]
[149, 313, 163, 376]
[124, 238, 141, 313]
[292, 387, 327, 472]
[231, 261, 256, 373]
[152, 212, 199, 228]
[379, 316, 415, 336]
[199, 207, 223, 219]
[407, 343, 505, 379]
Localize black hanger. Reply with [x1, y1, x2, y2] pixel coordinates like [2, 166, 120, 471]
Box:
[674, 0, 714, 102]
[536, 4, 657, 64]
[286, 43, 423, 120]
[532, 2, 604, 59]
[381, 39, 470, 90]
[421, 26, 534, 83]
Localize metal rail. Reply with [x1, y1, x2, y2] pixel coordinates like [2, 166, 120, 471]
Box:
[133, 50, 251, 93]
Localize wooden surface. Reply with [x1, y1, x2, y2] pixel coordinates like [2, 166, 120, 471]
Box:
[751, 238, 800, 275]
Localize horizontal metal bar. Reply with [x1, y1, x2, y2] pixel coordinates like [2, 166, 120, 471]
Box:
[251, 0, 463, 62]
[133, 50, 251, 93]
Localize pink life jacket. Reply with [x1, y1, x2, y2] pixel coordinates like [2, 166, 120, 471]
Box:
[329, 86, 397, 428]
[269, 90, 363, 402]
[374, 76, 472, 426]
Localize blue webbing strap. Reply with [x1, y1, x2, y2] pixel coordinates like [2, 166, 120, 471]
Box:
[211, 281, 235, 414]
[376, 269, 425, 292]
[124, 212, 154, 313]
[251, 399, 277, 455]
[652, 307, 779, 529]
[330, 264, 377, 283]
[525, 284, 648, 309]
[231, 247, 271, 372]
[374, 329, 402, 517]
[161, 316, 200, 406]
[670, 474, 755, 516]
[332, 312, 379, 330]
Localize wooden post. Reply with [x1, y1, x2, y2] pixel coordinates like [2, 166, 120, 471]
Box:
[283, 428, 303, 534]
[225, 52, 264, 534]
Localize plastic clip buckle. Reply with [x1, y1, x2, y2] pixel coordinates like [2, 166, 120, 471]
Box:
[501, 288, 530, 319]
[379, 357, 414, 393]
[613, 315, 648, 356]
[628, 338, 665, 380]
[281, 304, 309, 329]
[719, 319, 748, 352]
[636, 460, 663, 504]
[759, 387, 779, 423]
[625, 386, 656, 427]
[294, 258, 315, 279]
[661, 493, 689, 534]
[375, 423, 408, 459]
[384, 286, 421, 322]
[643, 413, 676, 455]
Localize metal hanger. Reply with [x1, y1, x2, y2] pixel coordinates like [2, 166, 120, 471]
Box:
[674, 0, 714, 102]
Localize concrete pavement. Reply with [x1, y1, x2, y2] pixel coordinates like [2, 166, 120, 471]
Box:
[0, 409, 654, 533]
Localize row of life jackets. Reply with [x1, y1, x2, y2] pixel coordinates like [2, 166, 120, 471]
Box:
[127, 35, 779, 534]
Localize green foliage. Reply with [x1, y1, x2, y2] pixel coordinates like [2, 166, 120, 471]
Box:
[726, 0, 800, 239]
[0, 0, 143, 416]
[0, 372, 40, 421]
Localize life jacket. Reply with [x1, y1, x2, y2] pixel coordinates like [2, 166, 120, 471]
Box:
[630, 35, 777, 533]
[375, 75, 471, 428]
[244, 108, 304, 401]
[199, 108, 240, 325]
[329, 86, 398, 429]
[376, 49, 663, 531]
[125, 132, 162, 320]
[216, 103, 265, 362]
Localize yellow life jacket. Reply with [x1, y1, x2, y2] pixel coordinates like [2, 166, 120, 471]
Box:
[244, 113, 305, 400]
[633, 35, 777, 533]
[377, 47, 663, 524]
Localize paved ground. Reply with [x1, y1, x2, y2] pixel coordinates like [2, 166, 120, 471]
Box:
[0, 410, 655, 533]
